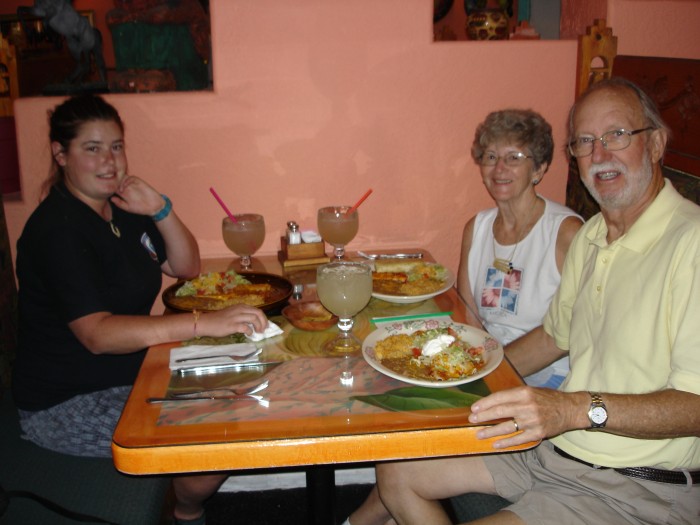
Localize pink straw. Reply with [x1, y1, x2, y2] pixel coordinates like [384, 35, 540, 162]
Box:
[209, 187, 238, 222]
[347, 188, 373, 215]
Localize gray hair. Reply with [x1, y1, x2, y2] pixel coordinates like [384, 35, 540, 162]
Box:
[471, 109, 554, 171]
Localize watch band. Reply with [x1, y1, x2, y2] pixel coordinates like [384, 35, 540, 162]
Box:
[588, 391, 608, 429]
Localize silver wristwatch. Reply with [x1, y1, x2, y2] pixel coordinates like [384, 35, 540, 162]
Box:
[587, 392, 608, 429]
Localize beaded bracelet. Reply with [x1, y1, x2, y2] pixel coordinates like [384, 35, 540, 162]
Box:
[152, 195, 172, 222]
[193, 309, 201, 339]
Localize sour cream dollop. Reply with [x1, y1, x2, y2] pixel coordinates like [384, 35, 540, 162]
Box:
[421, 334, 455, 357]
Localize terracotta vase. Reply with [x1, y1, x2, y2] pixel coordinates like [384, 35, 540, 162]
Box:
[466, 8, 509, 40]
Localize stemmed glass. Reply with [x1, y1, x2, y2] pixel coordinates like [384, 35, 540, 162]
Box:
[222, 214, 265, 271]
[317, 206, 359, 260]
[316, 262, 372, 355]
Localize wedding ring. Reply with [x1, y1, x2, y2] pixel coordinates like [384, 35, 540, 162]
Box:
[512, 419, 520, 432]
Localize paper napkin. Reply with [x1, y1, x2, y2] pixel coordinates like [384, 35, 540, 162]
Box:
[245, 321, 284, 342]
[301, 230, 322, 243]
[169, 343, 259, 371]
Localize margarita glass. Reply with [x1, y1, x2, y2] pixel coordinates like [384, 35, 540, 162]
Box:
[316, 262, 372, 354]
[317, 206, 359, 260]
[222, 214, 265, 271]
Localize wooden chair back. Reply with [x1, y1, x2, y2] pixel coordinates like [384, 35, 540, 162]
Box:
[575, 18, 618, 97]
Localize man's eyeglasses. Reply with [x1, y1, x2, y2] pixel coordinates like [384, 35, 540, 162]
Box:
[568, 127, 654, 158]
[479, 151, 533, 167]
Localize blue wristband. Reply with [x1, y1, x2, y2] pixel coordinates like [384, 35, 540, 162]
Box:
[151, 195, 172, 222]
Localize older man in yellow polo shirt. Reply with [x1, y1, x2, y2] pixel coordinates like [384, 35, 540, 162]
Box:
[371, 78, 700, 525]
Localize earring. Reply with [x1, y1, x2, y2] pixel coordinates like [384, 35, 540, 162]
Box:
[532, 178, 540, 185]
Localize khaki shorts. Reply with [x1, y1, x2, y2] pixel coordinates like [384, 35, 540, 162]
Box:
[484, 441, 700, 525]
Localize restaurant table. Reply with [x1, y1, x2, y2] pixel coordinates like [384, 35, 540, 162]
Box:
[112, 250, 538, 524]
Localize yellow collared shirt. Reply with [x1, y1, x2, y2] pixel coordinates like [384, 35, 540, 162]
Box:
[545, 180, 700, 470]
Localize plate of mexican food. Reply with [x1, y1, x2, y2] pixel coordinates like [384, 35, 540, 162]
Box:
[371, 259, 455, 304]
[362, 319, 503, 387]
[162, 270, 293, 313]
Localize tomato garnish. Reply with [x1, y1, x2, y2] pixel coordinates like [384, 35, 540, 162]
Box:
[468, 346, 483, 357]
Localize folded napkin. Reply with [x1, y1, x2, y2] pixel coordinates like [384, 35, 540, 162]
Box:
[301, 230, 322, 243]
[246, 321, 284, 342]
[169, 343, 259, 371]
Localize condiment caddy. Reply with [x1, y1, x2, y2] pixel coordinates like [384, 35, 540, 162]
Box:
[278, 220, 329, 268]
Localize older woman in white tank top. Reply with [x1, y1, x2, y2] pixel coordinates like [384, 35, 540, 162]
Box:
[342, 109, 583, 525]
[458, 109, 583, 388]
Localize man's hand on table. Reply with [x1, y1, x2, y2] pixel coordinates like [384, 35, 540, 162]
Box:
[468, 387, 590, 449]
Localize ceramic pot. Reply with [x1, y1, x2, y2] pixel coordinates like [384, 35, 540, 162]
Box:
[466, 8, 509, 40]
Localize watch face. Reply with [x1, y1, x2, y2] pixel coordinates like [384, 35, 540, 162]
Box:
[590, 406, 607, 424]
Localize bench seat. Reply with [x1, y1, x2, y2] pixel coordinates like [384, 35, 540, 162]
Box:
[0, 389, 171, 525]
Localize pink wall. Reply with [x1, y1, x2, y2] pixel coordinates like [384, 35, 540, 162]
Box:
[5, 0, 700, 285]
[560, 0, 607, 39]
[609, 0, 700, 59]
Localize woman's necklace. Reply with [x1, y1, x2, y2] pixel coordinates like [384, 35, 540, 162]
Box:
[109, 221, 121, 238]
[103, 203, 121, 238]
[492, 197, 540, 274]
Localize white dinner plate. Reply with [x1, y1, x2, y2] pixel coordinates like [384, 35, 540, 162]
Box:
[371, 265, 456, 304]
[362, 319, 503, 388]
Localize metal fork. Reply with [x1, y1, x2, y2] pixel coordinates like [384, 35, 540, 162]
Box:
[174, 347, 261, 363]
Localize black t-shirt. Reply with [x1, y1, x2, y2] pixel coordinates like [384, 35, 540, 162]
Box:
[12, 184, 167, 411]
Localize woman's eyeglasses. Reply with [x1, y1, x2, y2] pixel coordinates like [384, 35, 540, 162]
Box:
[479, 151, 533, 167]
[568, 127, 654, 158]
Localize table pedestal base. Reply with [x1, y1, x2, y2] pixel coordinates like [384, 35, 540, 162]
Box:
[306, 465, 336, 525]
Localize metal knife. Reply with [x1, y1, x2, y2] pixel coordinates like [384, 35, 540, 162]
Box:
[375, 253, 423, 259]
[146, 394, 264, 404]
[175, 360, 284, 376]
[358, 251, 423, 260]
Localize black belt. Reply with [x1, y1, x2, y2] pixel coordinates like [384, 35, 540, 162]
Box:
[553, 446, 700, 485]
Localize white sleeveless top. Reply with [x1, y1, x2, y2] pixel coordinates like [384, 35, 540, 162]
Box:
[467, 198, 580, 388]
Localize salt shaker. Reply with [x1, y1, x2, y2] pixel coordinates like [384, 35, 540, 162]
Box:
[287, 221, 301, 245]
